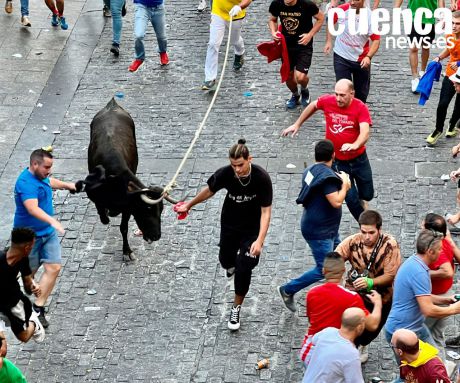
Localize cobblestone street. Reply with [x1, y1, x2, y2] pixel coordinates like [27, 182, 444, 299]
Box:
[2, 0, 460, 381]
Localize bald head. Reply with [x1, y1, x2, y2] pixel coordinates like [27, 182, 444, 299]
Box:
[336, 79, 354, 93]
[341, 307, 366, 330]
[334, 80, 355, 108]
[392, 329, 419, 355]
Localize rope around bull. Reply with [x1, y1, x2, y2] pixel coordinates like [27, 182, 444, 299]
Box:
[162, 17, 234, 196]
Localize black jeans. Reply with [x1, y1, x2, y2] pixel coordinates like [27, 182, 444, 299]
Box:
[333, 152, 374, 222]
[355, 298, 392, 347]
[333, 52, 370, 103]
[436, 76, 460, 132]
[219, 228, 259, 297]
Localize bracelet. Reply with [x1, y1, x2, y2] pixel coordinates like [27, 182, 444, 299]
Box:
[365, 277, 374, 292]
[366, 55, 372, 60]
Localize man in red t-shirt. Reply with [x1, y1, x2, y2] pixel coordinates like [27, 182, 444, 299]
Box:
[281, 79, 373, 221]
[300, 251, 382, 361]
[423, 213, 460, 361]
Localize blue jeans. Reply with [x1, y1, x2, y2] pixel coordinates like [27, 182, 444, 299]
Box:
[334, 151, 374, 222]
[384, 325, 436, 383]
[282, 233, 341, 295]
[134, 3, 167, 60]
[20, 0, 29, 16]
[109, 0, 124, 45]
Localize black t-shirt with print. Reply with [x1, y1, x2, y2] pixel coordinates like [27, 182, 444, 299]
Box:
[269, 0, 320, 48]
[0, 249, 31, 309]
[207, 164, 273, 233]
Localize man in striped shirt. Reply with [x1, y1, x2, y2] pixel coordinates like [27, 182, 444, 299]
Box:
[324, 0, 381, 103]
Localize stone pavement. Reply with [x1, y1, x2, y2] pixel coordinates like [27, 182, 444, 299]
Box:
[2, 0, 460, 381]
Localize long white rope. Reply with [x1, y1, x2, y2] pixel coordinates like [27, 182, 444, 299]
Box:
[163, 16, 234, 195]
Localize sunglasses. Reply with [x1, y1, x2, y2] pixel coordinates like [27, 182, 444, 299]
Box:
[426, 229, 444, 250]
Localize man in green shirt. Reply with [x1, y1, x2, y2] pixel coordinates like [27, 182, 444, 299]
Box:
[394, 0, 445, 93]
[0, 338, 27, 382]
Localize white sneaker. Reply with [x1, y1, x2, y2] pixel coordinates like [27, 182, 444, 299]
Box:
[29, 311, 45, 343]
[419, 70, 425, 78]
[21, 15, 31, 27]
[359, 345, 369, 364]
[411, 78, 419, 94]
[197, 0, 206, 11]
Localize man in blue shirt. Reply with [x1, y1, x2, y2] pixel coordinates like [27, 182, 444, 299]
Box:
[385, 229, 460, 363]
[277, 139, 350, 312]
[14, 149, 76, 328]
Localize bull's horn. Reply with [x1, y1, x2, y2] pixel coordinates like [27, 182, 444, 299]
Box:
[140, 193, 164, 205]
[163, 190, 193, 205]
[164, 194, 179, 204]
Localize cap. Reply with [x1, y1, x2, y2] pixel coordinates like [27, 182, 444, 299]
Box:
[449, 68, 460, 83]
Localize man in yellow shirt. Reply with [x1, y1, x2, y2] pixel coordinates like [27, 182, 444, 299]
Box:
[202, 0, 252, 90]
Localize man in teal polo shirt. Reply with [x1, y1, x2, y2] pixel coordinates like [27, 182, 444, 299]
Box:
[14, 149, 76, 328]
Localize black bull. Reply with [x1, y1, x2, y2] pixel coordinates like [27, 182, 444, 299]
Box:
[75, 98, 178, 260]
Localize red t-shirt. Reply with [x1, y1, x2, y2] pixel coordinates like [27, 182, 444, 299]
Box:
[316, 95, 372, 161]
[306, 282, 369, 336]
[429, 238, 455, 295]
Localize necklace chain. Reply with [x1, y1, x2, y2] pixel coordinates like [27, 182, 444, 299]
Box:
[236, 164, 251, 187]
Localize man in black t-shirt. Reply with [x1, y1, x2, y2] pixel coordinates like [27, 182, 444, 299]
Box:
[269, 0, 324, 109]
[0, 228, 45, 344]
[176, 139, 272, 331]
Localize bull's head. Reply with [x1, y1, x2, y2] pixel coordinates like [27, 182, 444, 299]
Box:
[128, 185, 180, 244]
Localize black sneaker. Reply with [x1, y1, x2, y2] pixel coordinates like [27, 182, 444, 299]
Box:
[277, 286, 296, 312]
[228, 305, 241, 330]
[226, 267, 235, 278]
[233, 54, 244, 71]
[33, 304, 49, 328]
[110, 43, 120, 57]
[301, 88, 311, 107]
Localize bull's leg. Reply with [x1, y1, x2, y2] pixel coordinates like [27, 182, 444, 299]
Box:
[120, 211, 135, 261]
[96, 203, 110, 225]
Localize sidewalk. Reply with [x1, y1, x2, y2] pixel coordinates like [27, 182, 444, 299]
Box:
[0, 0, 105, 239]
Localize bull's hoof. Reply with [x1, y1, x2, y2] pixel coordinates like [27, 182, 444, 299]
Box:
[123, 252, 136, 262]
[100, 216, 110, 225]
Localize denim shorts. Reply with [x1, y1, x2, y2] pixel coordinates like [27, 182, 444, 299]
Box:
[29, 230, 61, 270]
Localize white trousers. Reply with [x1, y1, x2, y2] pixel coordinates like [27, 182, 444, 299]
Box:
[204, 14, 245, 81]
